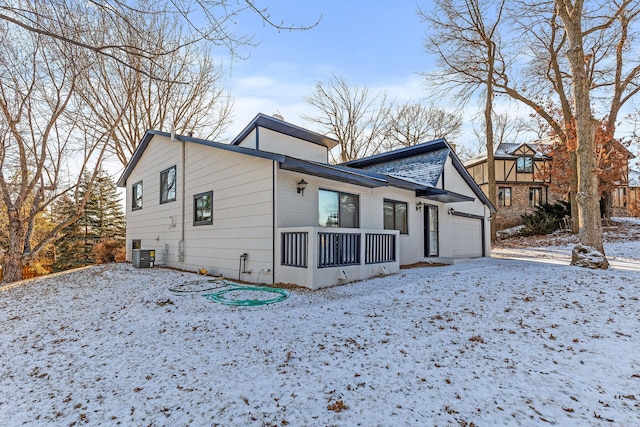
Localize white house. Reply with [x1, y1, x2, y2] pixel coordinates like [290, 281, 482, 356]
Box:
[117, 113, 495, 289]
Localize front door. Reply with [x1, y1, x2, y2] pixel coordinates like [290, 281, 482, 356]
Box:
[424, 205, 439, 257]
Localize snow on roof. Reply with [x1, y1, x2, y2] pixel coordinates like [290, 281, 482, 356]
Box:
[629, 169, 640, 187]
[355, 148, 449, 187]
[464, 140, 553, 166]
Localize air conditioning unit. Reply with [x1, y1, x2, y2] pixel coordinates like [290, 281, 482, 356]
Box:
[133, 249, 155, 268]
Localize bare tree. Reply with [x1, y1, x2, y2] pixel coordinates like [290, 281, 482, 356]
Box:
[384, 102, 462, 149]
[553, 0, 606, 263]
[423, 0, 640, 262]
[421, 0, 507, 242]
[73, 13, 233, 168]
[472, 111, 530, 147]
[0, 1, 318, 74]
[0, 29, 108, 282]
[496, 0, 640, 262]
[303, 75, 393, 163]
[0, 2, 316, 283]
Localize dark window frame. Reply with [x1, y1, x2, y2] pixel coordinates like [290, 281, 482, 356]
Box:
[516, 157, 533, 173]
[318, 189, 360, 228]
[160, 165, 177, 204]
[498, 187, 512, 207]
[383, 199, 408, 234]
[613, 187, 627, 208]
[132, 181, 143, 211]
[529, 187, 542, 207]
[193, 191, 213, 226]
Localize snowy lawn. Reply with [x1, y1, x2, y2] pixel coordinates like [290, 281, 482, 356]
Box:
[2, 223, 640, 426]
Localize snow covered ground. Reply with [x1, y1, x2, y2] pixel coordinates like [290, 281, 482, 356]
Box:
[1, 220, 640, 426]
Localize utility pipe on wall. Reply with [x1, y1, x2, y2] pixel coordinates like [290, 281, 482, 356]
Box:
[178, 134, 186, 262]
[238, 253, 248, 280]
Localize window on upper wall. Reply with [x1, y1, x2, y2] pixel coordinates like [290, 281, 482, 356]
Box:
[529, 187, 542, 207]
[319, 189, 359, 228]
[193, 191, 213, 226]
[160, 166, 176, 204]
[498, 187, 512, 207]
[517, 157, 533, 173]
[132, 181, 143, 210]
[383, 200, 408, 234]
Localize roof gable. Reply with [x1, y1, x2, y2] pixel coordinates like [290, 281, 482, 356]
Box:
[510, 143, 537, 156]
[465, 141, 552, 167]
[344, 139, 496, 212]
[230, 113, 339, 150]
[348, 148, 448, 187]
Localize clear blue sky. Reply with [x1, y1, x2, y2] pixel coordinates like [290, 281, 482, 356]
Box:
[222, 1, 437, 138]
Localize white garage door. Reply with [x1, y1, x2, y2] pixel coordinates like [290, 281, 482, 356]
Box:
[451, 216, 483, 257]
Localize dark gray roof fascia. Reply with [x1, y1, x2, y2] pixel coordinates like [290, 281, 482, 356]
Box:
[279, 158, 389, 188]
[342, 139, 449, 168]
[230, 113, 339, 149]
[117, 130, 285, 187]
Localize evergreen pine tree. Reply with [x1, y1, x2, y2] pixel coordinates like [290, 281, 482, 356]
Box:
[52, 171, 125, 272]
[51, 194, 88, 272]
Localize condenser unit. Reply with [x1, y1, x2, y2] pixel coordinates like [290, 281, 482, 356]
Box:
[132, 249, 155, 268]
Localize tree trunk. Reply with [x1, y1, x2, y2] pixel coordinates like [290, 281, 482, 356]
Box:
[485, 73, 497, 243]
[4, 212, 27, 282]
[556, 1, 608, 268]
[568, 55, 607, 261]
[569, 152, 579, 233]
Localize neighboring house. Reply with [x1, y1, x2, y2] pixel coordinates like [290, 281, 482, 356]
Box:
[464, 139, 562, 229]
[627, 169, 640, 215]
[464, 139, 636, 229]
[117, 113, 495, 289]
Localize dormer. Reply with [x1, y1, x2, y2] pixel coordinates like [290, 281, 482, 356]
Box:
[230, 113, 338, 163]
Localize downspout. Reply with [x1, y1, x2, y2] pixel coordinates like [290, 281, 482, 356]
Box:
[483, 205, 487, 257]
[178, 137, 186, 262]
[272, 161, 276, 285]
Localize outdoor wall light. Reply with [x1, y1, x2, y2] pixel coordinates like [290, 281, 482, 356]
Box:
[416, 201, 423, 211]
[448, 208, 455, 215]
[296, 178, 308, 196]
